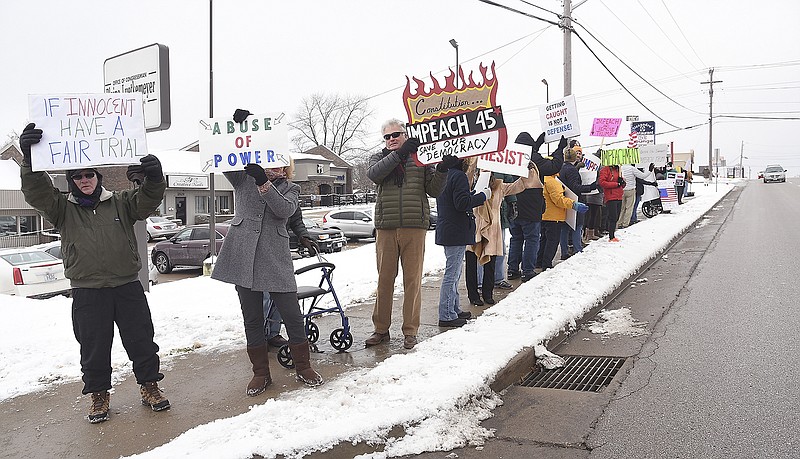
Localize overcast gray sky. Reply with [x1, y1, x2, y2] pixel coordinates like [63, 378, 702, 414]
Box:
[2, 0, 799, 176]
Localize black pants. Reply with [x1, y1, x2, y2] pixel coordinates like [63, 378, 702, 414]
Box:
[235, 286, 306, 347]
[536, 221, 563, 270]
[465, 251, 495, 302]
[71, 281, 163, 394]
[606, 200, 622, 239]
[587, 203, 602, 231]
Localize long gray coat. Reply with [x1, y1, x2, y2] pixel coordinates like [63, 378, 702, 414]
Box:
[211, 171, 299, 292]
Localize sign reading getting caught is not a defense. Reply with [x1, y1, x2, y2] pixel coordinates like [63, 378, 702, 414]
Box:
[198, 112, 290, 172]
[403, 62, 507, 165]
[28, 93, 148, 172]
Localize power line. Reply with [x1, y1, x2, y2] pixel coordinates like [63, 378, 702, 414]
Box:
[635, 0, 701, 72]
[516, 0, 560, 17]
[476, 0, 561, 26]
[659, 0, 707, 69]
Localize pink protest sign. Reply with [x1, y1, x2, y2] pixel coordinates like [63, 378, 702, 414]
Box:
[590, 117, 622, 137]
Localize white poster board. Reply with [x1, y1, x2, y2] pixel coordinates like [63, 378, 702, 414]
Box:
[476, 141, 531, 176]
[474, 170, 492, 191]
[28, 93, 148, 171]
[637, 144, 670, 168]
[579, 151, 601, 195]
[199, 113, 289, 172]
[556, 177, 578, 230]
[539, 94, 581, 143]
[657, 178, 679, 212]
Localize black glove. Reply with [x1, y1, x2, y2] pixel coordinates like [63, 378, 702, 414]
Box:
[514, 132, 546, 154]
[532, 132, 545, 153]
[299, 236, 318, 256]
[617, 176, 626, 188]
[140, 154, 163, 182]
[506, 201, 518, 221]
[19, 123, 42, 166]
[126, 164, 145, 184]
[396, 137, 420, 161]
[556, 136, 567, 155]
[436, 154, 459, 173]
[244, 163, 268, 186]
[233, 109, 252, 123]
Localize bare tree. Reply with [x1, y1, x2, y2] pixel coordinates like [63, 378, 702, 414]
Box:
[290, 93, 376, 162]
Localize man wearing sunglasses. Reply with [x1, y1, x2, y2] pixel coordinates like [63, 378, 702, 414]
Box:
[365, 119, 446, 350]
[18, 123, 170, 424]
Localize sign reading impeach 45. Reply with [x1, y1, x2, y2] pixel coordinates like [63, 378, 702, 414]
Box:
[199, 112, 290, 172]
[28, 93, 148, 172]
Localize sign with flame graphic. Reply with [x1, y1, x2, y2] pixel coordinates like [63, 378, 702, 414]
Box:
[402, 62, 507, 165]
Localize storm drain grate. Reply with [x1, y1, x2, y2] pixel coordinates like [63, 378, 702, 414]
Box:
[519, 355, 626, 392]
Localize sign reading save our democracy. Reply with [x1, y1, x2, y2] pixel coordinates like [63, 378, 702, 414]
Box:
[28, 93, 148, 172]
[198, 112, 290, 172]
[403, 62, 507, 165]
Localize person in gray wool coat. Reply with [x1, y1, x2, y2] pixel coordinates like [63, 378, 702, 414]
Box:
[211, 110, 323, 395]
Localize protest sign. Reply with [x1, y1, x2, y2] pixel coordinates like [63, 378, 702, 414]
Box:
[590, 117, 622, 137]
[557, 177, 578, 230]
[28, 93, 148, 171]
[637, 144, 669, 167]
[578, 151, 601, 194]
[403, 62, 507, 165]
[476, 141, 530, 176]
[601, 148, 640, 166]
[657, 178, 678, 212]
[631, 121, 655, 146]
[199, 112, 289, 172]
[539, 94, 580, 143]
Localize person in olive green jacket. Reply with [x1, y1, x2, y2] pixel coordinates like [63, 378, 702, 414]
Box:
[364, 118, 446, 350]
[18, 123, 169, 424]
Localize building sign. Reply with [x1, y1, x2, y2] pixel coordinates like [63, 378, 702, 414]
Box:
[403, 62, 507, 165]
[28, 93, 148, 171]
[104, 43, 171, 132]
[198, 112, 290, 172]
[167, 174, 209, 189]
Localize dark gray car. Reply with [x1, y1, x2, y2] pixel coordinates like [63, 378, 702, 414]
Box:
[151, 224, 229, 274]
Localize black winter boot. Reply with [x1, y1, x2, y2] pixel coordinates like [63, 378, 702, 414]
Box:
[288, 341, 324, 387]
[246, 344, 272, 396]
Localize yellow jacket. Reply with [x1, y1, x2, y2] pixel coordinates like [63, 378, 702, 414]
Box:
[542, 175, 575, 222]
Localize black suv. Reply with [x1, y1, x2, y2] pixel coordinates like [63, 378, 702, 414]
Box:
[291, 218, 347, 256]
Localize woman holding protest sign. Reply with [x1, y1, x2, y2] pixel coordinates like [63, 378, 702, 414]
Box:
[211, 110, 323, 396]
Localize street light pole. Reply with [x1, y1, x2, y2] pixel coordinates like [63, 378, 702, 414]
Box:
[449, 39, 459, 89]
[542, 78, 549, 154]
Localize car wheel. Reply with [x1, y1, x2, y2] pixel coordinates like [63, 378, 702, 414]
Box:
[154, 252, 173, 274]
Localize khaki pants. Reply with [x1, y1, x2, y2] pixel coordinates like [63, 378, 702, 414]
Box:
[618, 189, 636, 228]
[373, 228, 427, 336]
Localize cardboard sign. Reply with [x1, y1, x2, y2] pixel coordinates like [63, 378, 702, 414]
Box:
[590, 117, 622, 137]
[199, 112, 289, 172]
[601, 148, 641, 166]
[637, 144, 670, 168]
[403, 62, 507, 165]
[476, 141, 531, 176]
[409, 107, 507, 165]
[28, 93, 148, 171]
[556, 177, 578, 230]
[539, 95, 581, 143]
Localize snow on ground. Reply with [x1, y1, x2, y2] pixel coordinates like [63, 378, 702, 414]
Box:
[0, 179, 737, 458]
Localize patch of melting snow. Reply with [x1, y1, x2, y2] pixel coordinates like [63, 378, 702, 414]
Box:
[586, 308, 649, 337]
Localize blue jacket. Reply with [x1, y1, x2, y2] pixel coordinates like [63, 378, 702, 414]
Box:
[560, 162, 596, 196]
[435, 166, 486, 246]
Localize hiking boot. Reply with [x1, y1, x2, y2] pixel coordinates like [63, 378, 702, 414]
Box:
[457, 311, 472, 320]
[507, 271, 521, 280]
[87, 391, 110, 424]
[140, 381, 170, 411]
[267, 334, 289, 348]
[438, 318, 467, 327]
[403, 335, 418, 349]
[365, 331, 389, 346]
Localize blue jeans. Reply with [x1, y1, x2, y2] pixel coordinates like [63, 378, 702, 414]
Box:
[507, 219, 541, 276]
[560, 213, 584, 258]
[439, 245, 466, 321]
[262, 292, 282, 339]
[630, 193, 642, 224]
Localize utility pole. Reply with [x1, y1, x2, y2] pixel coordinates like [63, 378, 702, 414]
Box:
[701, 68, 722, 181]
[562, 0, 572, 96]
[208, 0, 217, 260]
[739, 140, 744, 178]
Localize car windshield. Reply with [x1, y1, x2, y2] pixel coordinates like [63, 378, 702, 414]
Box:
[149, 216, 170, 223]
[303, 218, 320, 228]
[1, 250, 58, 266]
[765, 166, 783, 173]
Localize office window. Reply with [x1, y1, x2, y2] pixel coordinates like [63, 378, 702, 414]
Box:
[19, 216, 39, 235]
[0, 216, 17, 236]
[195, 196, 208, 213]
[317, 164, 324, 174]
[218, 195, 230, 213]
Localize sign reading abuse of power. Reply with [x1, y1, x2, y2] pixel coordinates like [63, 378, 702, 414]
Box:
[198, 112, 290, 172]
[28, 93, 148, 171]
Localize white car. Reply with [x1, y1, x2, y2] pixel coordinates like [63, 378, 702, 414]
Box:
[763, 165, 786, 183]
[32, 240, 158, 286]
[322, 207, 376, 239]
[146, 216, 181, 241]
[0, 247, 71, 299]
